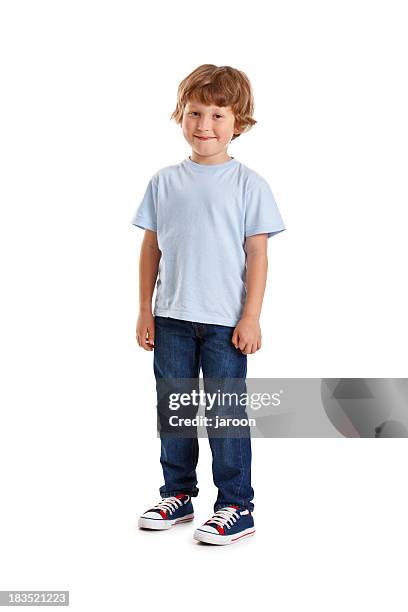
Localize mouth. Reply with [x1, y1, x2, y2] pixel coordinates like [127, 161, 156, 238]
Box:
[194, 135, 216, 141]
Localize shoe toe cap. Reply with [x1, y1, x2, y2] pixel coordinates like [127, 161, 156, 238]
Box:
[196, 524, 219, 535]
[141, 511, 164, 520]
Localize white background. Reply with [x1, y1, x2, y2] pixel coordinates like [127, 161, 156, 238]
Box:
[0, 0, 407, 610]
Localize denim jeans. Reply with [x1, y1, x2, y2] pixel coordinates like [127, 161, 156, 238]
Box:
[153, 316, 254, 513]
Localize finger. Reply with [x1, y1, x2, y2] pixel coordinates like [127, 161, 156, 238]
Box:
[238, 339, 247, 352]
[240, 341, 251, 354]
[144, 334, 154, 351]
[147, 329, 155, 347]
[137, 328, 148, 349]
[231, 330, 239, 348]
[141, 330, 153, 351]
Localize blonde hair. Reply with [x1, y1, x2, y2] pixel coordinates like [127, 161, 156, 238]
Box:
[170, 64, 257, 140]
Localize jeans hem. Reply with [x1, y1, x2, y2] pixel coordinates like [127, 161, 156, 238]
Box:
[161, 490, 199, 498]
[214, 503, 254, 513]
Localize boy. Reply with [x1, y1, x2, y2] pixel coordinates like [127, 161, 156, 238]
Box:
[131, 64, 286, 545]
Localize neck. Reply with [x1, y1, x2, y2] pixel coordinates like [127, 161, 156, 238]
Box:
[189, 151, 232, 165]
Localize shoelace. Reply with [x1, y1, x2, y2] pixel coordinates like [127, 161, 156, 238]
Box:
[152, 496, 184, 515]
[206, 507, 239, 529]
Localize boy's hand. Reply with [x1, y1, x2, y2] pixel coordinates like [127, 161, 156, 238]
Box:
[136, 311, 155, 351]
[231, 315, 262, 354]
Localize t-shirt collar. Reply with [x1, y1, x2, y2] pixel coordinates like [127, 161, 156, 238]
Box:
[184, 156, 238, 172]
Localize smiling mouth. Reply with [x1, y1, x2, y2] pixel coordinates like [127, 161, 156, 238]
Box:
[194, 135, 216, 140]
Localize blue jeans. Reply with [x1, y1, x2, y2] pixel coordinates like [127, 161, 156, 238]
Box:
[153, 316, 254, 513]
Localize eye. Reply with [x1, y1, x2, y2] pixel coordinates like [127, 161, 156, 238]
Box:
[188, 111, 224, 118]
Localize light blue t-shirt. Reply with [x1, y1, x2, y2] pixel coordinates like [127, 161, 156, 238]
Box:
[131, 156, 286, 326]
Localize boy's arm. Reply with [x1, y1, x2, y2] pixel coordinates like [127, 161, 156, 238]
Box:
[232, 234, 268, 354]
[136, 229, 161, 351]
[242, 234, 268, 320]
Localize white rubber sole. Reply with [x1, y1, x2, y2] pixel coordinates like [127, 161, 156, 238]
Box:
[138, 513, 194, 530]
[193, 526, 255, 545]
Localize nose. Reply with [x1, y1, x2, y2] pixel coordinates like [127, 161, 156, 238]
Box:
[196, 116, 212, 132]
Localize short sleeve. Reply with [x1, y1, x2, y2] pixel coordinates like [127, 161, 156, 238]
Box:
[245, 175, 286, 239]
[130, 175, 158, 232]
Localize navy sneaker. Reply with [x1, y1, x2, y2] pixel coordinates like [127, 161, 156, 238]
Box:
[193, 505, 255, 545]
[138, 494, 194, 530]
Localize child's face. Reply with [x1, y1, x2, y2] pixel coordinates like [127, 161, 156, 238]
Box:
[182, 100, 236, 159]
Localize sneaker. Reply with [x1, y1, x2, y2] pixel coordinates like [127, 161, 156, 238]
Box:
[138, 494, 194, 530]
[193, 506, 255, 545]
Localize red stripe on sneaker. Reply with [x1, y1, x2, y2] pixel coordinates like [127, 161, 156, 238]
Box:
[159, 510, 167, 519]
[231, 530, 255, 542]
